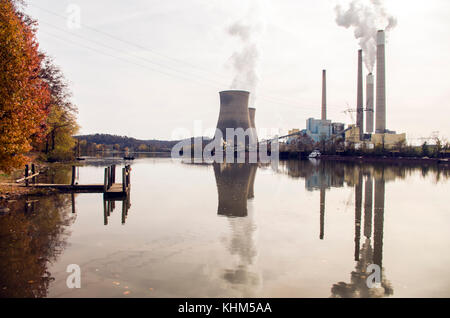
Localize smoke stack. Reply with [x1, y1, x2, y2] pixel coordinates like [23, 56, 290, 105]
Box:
[357, 49, 364, 138]
[366, 73, 374, 133]
[216, 90, 252, 137]
[322, 69, 327, 120]
[248, 107, 258, 142]
[375, 30, 386, 133]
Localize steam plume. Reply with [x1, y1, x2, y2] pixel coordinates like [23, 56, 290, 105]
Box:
[228, 21, 260, 94]
[335, 0, 397, 72]
[227, 1, 266, 107]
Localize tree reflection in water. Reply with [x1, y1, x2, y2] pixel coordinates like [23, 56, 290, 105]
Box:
[0, 194, 75, 297]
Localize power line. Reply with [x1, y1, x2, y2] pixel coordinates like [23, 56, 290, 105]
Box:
[32, 3, 348, 114]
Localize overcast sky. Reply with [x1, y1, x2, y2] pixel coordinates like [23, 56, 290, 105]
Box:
[24, 0, 450, 143]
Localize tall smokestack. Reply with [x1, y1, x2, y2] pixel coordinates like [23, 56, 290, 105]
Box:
[321, 69, 327, 120]
[375, 30, 386, 133]
[357, 49, 364, 138]
[366, 73, 374, 133]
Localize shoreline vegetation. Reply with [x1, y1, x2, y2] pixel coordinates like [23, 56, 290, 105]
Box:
[1, 1, 78, 173]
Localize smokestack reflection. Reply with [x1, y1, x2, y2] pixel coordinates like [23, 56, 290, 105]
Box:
[364, 175, 373, 239]
[331, 166, 392, 297]
[320, 189, 325, 240]
[354, 168, 363, 261]
[373, 169, 385, 268]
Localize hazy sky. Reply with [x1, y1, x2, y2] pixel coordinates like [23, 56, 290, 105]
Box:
[24, 0, 450, 143]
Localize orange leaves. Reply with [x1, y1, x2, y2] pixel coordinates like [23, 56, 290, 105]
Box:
[0, 0, 50, 172]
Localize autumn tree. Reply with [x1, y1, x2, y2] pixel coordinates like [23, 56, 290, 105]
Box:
[138, 144, 148, 152]
[37, 56, 78, 161]
[0, 0, 50, 171]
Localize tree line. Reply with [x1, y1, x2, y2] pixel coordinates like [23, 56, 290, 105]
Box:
[75, 134, 179, 154]
[0, 0, 78, 172]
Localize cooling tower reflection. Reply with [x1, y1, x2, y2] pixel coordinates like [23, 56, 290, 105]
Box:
[213, 163, 260, 294]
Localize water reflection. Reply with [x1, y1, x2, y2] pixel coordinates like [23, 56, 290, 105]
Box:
[0, 194, 75, 297]
[1, 158, 448, 297]
[213, 163, 260, 294]
[330, 168, 393, 298]
[102, 195, 132, 225]
[273, 160, 448, 297]
[213, 163, 257, 217]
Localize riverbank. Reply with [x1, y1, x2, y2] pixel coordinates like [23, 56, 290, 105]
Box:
[318, 154, 450, 165]
[0, 159, 80, 200]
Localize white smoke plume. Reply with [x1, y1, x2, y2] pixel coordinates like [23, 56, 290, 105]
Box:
[335, 0, 397, 72]
[228, 21, 260, 94]
[226, 1, 267, 107]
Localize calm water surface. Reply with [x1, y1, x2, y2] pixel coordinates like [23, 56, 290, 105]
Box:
[1, 156, 449, 297]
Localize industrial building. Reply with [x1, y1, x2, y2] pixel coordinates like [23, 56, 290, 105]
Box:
[304, 70, 345, 142]
[345, 30, 405, 149]
[213, 30, 405, 153]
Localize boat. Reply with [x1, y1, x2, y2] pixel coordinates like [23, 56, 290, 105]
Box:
[308, 150, 321, 159]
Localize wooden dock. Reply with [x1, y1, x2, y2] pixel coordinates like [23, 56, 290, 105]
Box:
[18, 164, 131, 199]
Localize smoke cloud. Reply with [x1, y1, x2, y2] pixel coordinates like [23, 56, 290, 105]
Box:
[335, 0, 397, 72]
[228, 21, 260, 95]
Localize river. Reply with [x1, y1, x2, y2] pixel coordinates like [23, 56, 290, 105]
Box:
[0, 155, 449, 297]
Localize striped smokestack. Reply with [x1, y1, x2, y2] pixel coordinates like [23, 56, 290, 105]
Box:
[366, 73, 374, 133]
[321, 69, 326, 120]
[356, 49, 364, 138]
[375, 30, 386, 133]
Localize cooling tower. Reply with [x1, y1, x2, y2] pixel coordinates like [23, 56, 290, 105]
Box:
[366, 73, 374, 133]
[248, 107, 258, 142]
[375, 30, 386, 133]
[216, 90, 252, 137]
[322, 69, 327, 120]
[356, 49, 364, 138]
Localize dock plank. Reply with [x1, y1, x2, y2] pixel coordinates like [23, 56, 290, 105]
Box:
[26, 183, 124, 193]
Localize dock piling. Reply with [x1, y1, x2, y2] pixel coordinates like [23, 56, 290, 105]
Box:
[104, 168, 108, 192]
[31, 164, 36, 184]
[25, 165, 29, 187]
[71, 166, 76, 186]
[122, 167, 126, 192]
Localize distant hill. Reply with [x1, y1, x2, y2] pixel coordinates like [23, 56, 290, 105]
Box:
[75, 133, 210, 152]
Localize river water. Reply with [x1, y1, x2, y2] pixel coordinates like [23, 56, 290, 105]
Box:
[1, 156, 449, 298]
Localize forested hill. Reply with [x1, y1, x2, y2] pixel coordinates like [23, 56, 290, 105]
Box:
[75, 134, 180, 151]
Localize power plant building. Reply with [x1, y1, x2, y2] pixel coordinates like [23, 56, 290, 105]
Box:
[343, 31, 405, 149]
[304, 70, 345, 142]
[306, 118, 333, 142]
